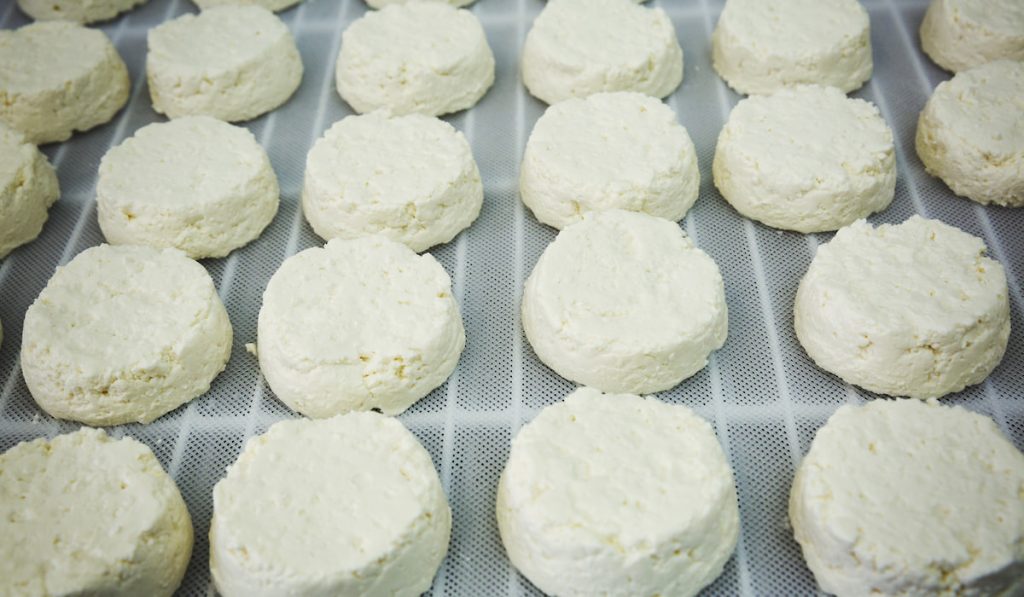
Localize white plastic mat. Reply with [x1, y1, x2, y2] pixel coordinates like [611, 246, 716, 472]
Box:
[0, 0, 1021, 594]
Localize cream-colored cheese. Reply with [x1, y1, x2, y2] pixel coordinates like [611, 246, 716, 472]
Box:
[794, 217, 1010, 399]
[303, 111, 482, 252]
[916, 60, 1024, 208]
[791, 399, 1024, 596]
[0, 123, 59, 259]
[21, 244, 233, 425]
[521, 92, 699, 229]
[98, 116, 279, 259]
[0, 428, 193, 597]
[147, 5, 302, 122]
[522, 210, 728, 394]
[497, 388, 739, 597]
[211, 413, 451, 597]
[712, 0, 872, 95]
[920, 0, 1024, 73]
[336, 3, 494, 116]
[521, 0, 683, 105]
[258, 236, 465, 417]
[193, 0, 301, 11]
[713, 85, 895, 232]
[0, 21, 129, 144]
[17, 0, 147, 23]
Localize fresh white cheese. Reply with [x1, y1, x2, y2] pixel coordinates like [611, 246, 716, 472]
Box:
[17, 0, 147, 23]
[920, 0, 1024, 72]
[0, 123, 59, 259]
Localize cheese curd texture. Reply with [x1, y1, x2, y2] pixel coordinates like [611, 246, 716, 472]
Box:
[303, 111, 482, 252]
[791, 399, 1024, 596]
[521, 92, 699, 229]
[521, 0, 683, 104]
[258, 236, 465, 417]
[0, 21, 129, 144]
[522, 210, 728, 394]
[920, 0, 1024, 72]
[794, 217, 1010, 399]
[17, 0, 147, 23]
[497, 388, 740, 597]
[193, 0, 301, 10]
[147, 5, 302, 122]
[713, 85, 895, 232]
[98, 116, 279, 259]
[916, 60, 1024, 208]
[712, 0, 872, 95]
[336, 3, 494, 116]
[0, 429, 193, 597]
[211, 413, 451, 597]
[21, 245, 233, 425]
[0, 123, 59, 259]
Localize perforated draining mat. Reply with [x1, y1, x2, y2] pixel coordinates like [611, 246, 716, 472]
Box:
[1, 0, 1022, 594]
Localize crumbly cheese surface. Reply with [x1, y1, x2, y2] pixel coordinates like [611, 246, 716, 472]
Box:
[303, 111, 482, 252]
[794, 217, 1010, 399]
[916, 60, 1024, 207]
[21, 245, 233, 425]
[712, 0, 872, 95]
[0, 429, 193, 597]
[0, 123, 59, 259]
[920, 0, 1024, 72]
[497, 388, 740, 597]
[336, 3, 494, 116]
[522, 210, 728, 394]
[258, 236, 465, 417]
[0, 21, 129, 144]
[98, 116, 279, 259]
[521, 0, 682, 104]
[17, 0, 147, 23]
[791, 399, 1024, 596]
[521, 92, 699, 229]
[713, 85, 895, 232]
[211, 413, 451, 597]
[147, 5, 302, 122]
[193, 0, 301, 11]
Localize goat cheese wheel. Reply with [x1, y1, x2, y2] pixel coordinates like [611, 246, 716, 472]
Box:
[498, 388, 740, 597]
[336, 3, 495, 116]
[211, 413, 451, 597]
[522, 210, 728, 394]
[0, 21, 129, 144]
[21, 245, 233, 425]
[147, 5, 302, 122]
[193, 0, 301, 10]
[366, 0, 473, 7]
[712, 0, 872, 95]
[17, 0, 147, 23]
[97, 116, 279, 259]
[791, 399, 1024, 596]
[303, 111, 482, 252]
[920, 0, 1024, 72]
[713, 85, 895, 232]
[794, 217, 1011, 399]
[521, 92, 699, 229]
[0, 123, 59, 259]
[258, 236, 465, 417]
[916, 60, 1024, 208]
[521, 0, 683, 105]
[0, 429, 193, 597]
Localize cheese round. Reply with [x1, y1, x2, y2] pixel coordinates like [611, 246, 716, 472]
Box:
[713, 85, 895, 232]
[497, 388, 739, 597]
[521, 0, 683, 105]
[0, 123, 59, 259]
[336, 3, 494, 116]
[257, 236, 465, 417]
[0, 428, 193, 597]
[522, 210, 728, 394]
[147, 5, 302, 122]
[367, 0, 473, 7]
[211, 413, 451, 597]
[17, 0, 147, 23]
[794, 217, 1010, 399]
[791, 399, 1024, 596]
[98, 116, 279, 259]
[521, 92, 699, 229]
[193, 0, 301, 11]
[712, 0, 872, 95]
[916, 60, 1024, 208]
[21, 244, 233, 425]
[920, 0, 1024, 73]
[303, 111, 482, 252]
[0, 21, 129, 144]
